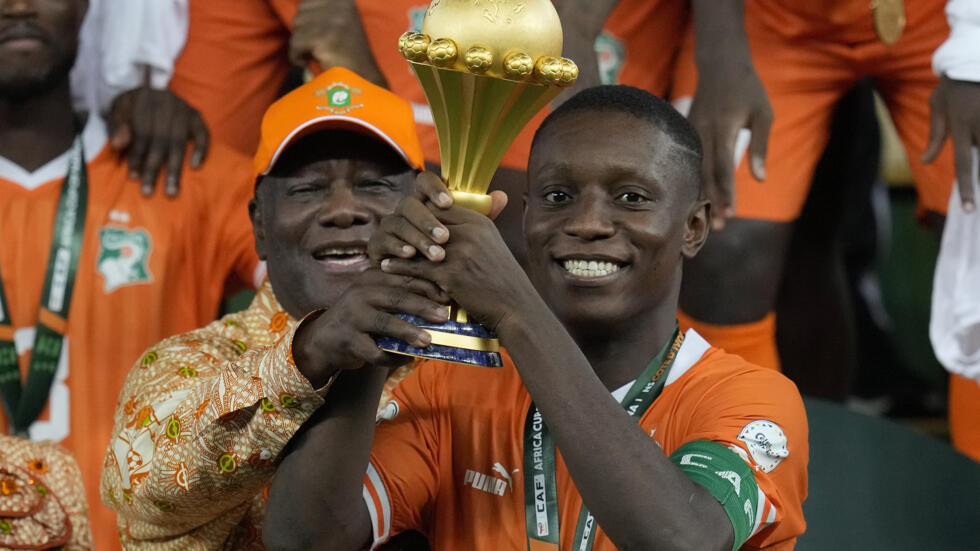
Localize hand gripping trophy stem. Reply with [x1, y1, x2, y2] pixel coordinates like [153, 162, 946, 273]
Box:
[376, 0, 577, 367]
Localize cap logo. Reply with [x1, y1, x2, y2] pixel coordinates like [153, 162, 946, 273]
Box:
[316, 82, 363, 114]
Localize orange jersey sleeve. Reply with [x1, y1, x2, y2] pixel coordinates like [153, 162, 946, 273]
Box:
[364, 364, 445, 547]
[659, 346, 809, 550]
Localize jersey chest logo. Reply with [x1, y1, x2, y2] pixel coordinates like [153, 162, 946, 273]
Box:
[595, 31, 625, 85]
[97, 226, 153, 292]
[408, 6, 426, 32]
[463, 462, 519, 497]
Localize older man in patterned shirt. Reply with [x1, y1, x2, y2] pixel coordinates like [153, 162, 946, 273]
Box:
[99, 66, 462, 549]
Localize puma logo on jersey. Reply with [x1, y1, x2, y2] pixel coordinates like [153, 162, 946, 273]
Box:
[97, 226, 153, 292]
[464, 464, 519, 497]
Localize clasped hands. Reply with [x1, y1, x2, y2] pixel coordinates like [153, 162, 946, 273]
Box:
[292, 173, 523, 384]
[368, 172, 520, 333]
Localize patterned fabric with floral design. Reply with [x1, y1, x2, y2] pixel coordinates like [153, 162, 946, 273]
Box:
[101, 281, 414, 550]
[0, 436, 94, 550]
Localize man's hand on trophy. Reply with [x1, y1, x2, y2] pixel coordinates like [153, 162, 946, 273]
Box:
[368, 173, 508, 264]
[291, 269, 450, 387]
[374, 197, 530, 334]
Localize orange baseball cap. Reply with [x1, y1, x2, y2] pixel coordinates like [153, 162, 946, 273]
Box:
[253, 66, 425, 178]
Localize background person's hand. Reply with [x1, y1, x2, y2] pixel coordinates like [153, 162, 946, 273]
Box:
[107, 86, 209, 197]
[290, 269, 451, 387]
[923, 76, 980, 212]
[687, 58, 772, 229]
[290, 0, 388, 87]
[687, 0, 773, 230]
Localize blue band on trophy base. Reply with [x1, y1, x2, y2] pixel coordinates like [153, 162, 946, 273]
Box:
[376, 313, 503, 368]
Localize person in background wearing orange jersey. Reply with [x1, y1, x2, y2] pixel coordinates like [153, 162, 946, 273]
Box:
[264, 86, 808, 551]
[100, 67, 461, 550]
[666, 0, 980, 460]
[0, 0, 261, 547]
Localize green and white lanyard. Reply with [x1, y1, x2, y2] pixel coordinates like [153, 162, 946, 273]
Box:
[0, 136, 87, 436]
[523, 328, 684, 551]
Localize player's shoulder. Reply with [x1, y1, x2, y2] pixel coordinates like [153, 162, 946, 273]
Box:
[670, 330, 803, 405]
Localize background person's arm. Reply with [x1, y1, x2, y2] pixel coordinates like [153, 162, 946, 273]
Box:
[924, 0, 980, 210]
[289, 0, 388, 87]
[687, 0, 772, 229]
[263, 270, 450, 551]
[551, 0, 619, 104]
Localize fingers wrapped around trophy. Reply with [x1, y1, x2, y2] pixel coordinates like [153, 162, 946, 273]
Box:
[376, 0, 578, 368]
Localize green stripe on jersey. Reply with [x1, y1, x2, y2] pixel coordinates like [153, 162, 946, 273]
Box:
[669, 440, 759, 551]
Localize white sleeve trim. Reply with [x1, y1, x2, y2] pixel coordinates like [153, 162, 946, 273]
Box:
[933, 0, 980, 82]
[363, 462, 392, 550]
[252, 261, 268, 290]
[98, 0, 190, 111]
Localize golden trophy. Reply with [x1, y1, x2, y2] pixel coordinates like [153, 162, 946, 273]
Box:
[375, 0, 577, 367]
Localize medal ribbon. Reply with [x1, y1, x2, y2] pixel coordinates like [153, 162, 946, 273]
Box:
[524, 327, 684, 551]
[0, 136, 87, 436]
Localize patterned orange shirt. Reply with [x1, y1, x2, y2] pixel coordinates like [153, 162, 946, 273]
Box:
[101, 281, 412, 550]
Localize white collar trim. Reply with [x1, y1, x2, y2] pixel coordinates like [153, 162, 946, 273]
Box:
[0, 116, 107, 190]
[609, 328, 712, 401]
[664, 329, 711, 387]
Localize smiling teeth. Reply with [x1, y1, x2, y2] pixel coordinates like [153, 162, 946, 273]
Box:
[318, 247, 367, 265]
[324, 248, 365, 255]
[563, 259, 621, 278]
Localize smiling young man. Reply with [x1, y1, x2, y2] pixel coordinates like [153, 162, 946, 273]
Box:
[100, 67, 463, 549]
[263, 86, 809, 551]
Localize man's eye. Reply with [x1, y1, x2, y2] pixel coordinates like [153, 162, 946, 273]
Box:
[356, 179, 397, 193]
[544, 191, 571, 203]
[286, 184, 319, 196]
[616, 192, 648, 204]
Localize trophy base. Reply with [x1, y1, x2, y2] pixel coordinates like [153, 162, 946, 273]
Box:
[376, 313, 503, 368]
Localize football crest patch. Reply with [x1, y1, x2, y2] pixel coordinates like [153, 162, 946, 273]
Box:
[97, 227, 153, 292]
[737, 420, 788, 473]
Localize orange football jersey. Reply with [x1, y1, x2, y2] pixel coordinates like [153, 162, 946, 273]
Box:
[364, 329, 808, 551]
[169, 0, 300, 156]
[0, 117, 260, 550]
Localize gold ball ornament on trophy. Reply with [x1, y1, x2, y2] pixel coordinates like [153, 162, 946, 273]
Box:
[375, 0, 577, 367]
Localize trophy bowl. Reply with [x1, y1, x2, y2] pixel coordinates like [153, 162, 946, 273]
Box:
[376, 0, 577, 367]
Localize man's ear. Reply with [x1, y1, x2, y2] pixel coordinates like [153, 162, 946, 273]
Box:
[681, 199, 711, 259]
[249, 197, 268, 261]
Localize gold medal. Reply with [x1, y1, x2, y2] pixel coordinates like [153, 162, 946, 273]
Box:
[872, 0, 906, 45]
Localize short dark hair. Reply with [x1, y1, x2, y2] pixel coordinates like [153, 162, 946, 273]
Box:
[532, 85, 704, 197]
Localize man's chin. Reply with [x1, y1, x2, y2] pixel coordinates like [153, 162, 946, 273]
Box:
[0, 57, 72, 101]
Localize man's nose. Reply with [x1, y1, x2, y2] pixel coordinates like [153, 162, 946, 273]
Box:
[315, 184, 371, 228]
[562, 196, 615, 240]
[1, 0, 37, 17]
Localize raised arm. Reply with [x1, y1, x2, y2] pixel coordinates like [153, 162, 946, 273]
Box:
[262, 269, 450, 551]
[373, 201, 735, 551]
